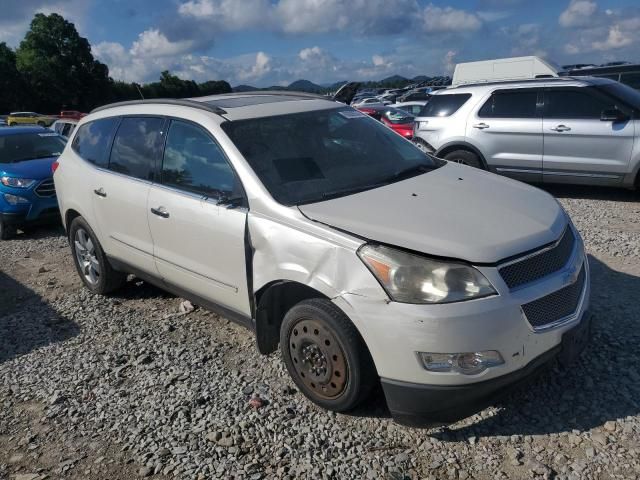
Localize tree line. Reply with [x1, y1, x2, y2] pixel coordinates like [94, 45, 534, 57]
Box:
[0, 13, 231, 115]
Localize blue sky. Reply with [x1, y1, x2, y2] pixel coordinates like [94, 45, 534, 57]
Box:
[2, 0, 639, 86]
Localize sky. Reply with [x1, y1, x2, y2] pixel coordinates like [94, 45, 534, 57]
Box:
[1, 0, 639, 87]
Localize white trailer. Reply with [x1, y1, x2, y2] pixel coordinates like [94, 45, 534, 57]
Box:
[452, 56, 559, 86]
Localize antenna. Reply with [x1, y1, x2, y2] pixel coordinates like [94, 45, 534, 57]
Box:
[134, 83, 145, 100]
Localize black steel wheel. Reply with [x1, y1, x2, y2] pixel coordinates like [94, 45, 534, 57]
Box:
[280, 298, 376, 412]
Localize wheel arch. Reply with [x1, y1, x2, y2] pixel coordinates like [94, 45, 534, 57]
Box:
[64, 208, 83, 234]
[254, 280, 331, 354]
[435, 141, 489, 170]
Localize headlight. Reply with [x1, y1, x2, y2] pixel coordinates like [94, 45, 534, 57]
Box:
[3, 193, 30, 205]
[358, 244, 496, 304]
[1, 176, 36, 188]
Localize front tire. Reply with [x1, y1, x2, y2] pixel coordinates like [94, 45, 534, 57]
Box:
[280, 298, 376, 412]
[444, 149, 484, 169]
[69, 216, 126, 294]
[0, 221, 16, 240]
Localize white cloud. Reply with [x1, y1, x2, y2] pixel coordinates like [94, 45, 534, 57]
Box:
[421, 4, 482, 33]
[591, 24, 633, 51]
[443, 50, 457, 74]
[178, 0, 271, 30]
[559, 0, 597, 28]
[130, 29, 193, 58]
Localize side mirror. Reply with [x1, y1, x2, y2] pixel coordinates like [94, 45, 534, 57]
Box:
[601, 109, 628, 122]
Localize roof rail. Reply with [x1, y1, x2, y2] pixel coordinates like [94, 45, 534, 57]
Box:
[447, 76, 583, 89]
[90, 98, 227, 115]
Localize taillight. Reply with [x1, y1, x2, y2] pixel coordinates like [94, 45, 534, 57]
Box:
[52, 160, 60, 174]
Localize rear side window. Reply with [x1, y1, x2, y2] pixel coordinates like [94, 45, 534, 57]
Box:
[619, 73, 640, 90]
[419, 94, 471, 117]
[161, 120, 237, 198]
[478, 90, 538, 118]
[544, 88, 617, 119]
[109, 117, 164, 181]
[72, 117, 119, 167]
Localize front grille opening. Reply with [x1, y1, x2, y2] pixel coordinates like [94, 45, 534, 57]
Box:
[521, 264, 586, 329]
[35, 178, 56, 198]
[499, 227, 575, 290]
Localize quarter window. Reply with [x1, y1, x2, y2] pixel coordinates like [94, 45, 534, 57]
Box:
[478, 90, 538, 118]
[544, 88, 616, 119]
[161, 120, 237, 198]
[419, 94, 471, 117]
[620, 72, 640, 90]
[71, 117, 119, 167]
[108, 117, 164, 181]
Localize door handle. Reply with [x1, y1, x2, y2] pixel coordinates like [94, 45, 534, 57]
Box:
[150, 207, 170, 218]
[550, 125, 571, 132]
[93, 188, 107, 198]
[472, 123, 490, 129]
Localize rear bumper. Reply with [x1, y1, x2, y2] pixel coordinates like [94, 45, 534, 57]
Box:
[381, 312, 591, 427]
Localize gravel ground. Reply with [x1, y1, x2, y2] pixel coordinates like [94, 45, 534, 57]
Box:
[1, 185, 639, 480]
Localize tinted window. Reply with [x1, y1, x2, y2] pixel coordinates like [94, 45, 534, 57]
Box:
[599, 82, 640, 110]
[0, 132, 66, 163]
[544, 88, 616, 119]
[620, 72, 640, 90]
[222, 107, 438, 206]
[382, 107, 414, 124]
[478, 90, 538, 118]
[162, 120, 237, 198]
[109, 117, 164, 180]
[72, 118, 118, 167]
[419, 94, 471, 117]
[62, 123, 74, 137]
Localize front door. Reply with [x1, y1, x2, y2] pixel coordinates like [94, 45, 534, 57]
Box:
[147, 119, 251, 317]
[466, 88, 543, 183]
[542, 87, 634, 185]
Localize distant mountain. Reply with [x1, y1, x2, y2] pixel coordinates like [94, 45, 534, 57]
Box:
[233, 84, 258, 92]
[287, 79, 324, 93]
[380, 75, 408, 83]
[411, 75, 431, 83]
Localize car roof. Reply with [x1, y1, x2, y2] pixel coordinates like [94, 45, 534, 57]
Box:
[91, 91, 341, 122]
[0, 126, 49, 136]
[439, 76, 616, 94]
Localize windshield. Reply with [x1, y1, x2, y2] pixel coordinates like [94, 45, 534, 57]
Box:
[599, 82, 640, 110]
[222, 107, 439, 206]
[0, 132, 66, 163]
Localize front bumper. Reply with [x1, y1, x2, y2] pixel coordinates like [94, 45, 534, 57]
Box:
[381, 312, 591, 427]
[0, 190, 60, 227]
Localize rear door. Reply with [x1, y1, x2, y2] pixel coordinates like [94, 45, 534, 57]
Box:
[542, 87, 634, 184]
[466, 88, 542, 182]
[91, 116, 165, 275]
[147, 119, 251, 317]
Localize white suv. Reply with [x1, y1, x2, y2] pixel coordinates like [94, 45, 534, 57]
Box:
[54, 93, 590, 426]
[413, 76, 640, 188]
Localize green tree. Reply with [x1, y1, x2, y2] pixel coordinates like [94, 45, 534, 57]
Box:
[0, 42, 24, 113]
[16, 13, 110, 113]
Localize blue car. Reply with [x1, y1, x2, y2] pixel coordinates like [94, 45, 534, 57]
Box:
[0, 126, 66, 239]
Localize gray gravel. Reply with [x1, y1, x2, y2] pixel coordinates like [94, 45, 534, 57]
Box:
[1, 185, 640, 480]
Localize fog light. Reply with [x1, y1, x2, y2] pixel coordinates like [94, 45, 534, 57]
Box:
[3, 193, 30, 205]
[418, 350, 504, 375]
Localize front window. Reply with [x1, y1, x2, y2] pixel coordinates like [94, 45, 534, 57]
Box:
[598, 82, 640, 110]
[0, 132, 66, 163]
[221, 107, 439, 206]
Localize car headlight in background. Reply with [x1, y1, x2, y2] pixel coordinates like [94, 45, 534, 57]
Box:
[3, 193, 30, 205]
[1, 176, 36, 188]
[358, 244, 496, 304]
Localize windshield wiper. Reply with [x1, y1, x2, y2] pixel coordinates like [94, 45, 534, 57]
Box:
[383, 164, 433, 184]
[317, 182, 388, 202]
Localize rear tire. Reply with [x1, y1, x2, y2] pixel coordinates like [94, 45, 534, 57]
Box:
[444, 149, 484, 169]
[69, 216, 126, 294]
[0, 221, 16, 240]
[280, 298, 376, 412]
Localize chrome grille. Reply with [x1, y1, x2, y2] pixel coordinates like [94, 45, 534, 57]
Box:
[35, 178, 56, 198]
[521, 264, 586, 330]
[499, 227, 575, 290]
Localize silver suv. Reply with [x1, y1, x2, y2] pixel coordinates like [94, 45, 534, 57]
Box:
[54, 93, 590, 427]
[413, 77, 640, 188]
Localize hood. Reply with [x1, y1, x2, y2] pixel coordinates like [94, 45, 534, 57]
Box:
[298, 163, 566, 264]
[332, 82, 360, 105]
[0, 156, 56, 180]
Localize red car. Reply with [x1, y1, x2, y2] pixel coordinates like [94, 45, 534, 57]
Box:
[356, 105, 414, 139]
[59, 110, 87, 120]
